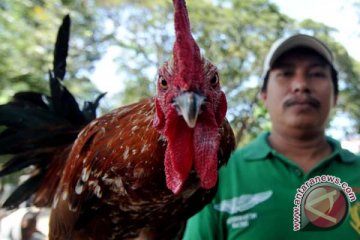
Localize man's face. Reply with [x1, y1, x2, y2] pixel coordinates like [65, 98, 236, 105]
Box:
[261, 48, 336, 132]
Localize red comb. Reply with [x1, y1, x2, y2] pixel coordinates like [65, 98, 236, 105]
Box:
[172, 0, 202, 87]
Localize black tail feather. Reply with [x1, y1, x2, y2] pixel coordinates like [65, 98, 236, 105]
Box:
[12, 92, 49, 109]
[0, 14, 104, 208]
[0, 152, 50, 177]
[0, 128, 79, 155]
[82, 92, 107, 122]
[49, 70, 88, 125]
[2, 174, 44, 209]
[0, 103, 68, 129]
[53, 14, 70, 81]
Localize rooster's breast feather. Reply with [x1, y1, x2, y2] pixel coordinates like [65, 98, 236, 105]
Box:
[49, 97, 234, 239]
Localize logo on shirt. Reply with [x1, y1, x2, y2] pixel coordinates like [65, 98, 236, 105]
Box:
[226, 212, 257, 229]
[214, 190, 273, 214]
[293, 175, 356, 231]
[214, 190, 272, 229]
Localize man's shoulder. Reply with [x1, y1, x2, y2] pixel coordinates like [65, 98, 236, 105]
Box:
[230, 132, 271, 162]
[339, 148, 360, 164]
[327, 136, 360, 164]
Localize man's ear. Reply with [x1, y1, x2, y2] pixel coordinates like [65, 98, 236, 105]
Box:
[260, 91, 267, 107]
[259, 91, 267, 102]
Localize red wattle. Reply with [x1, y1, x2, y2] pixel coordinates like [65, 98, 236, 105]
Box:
[193, 111, 220, 189]
[164, 112, 193, 194]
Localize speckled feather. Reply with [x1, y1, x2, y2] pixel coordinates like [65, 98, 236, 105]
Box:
[0, 0, 236, 239]
[49, 98, 234, 239]
[48, 0, 236, 238]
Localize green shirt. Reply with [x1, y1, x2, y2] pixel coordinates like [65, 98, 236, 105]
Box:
[183, 132, 360, 240]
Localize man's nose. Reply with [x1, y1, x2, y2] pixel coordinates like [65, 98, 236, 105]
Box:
[292, 72, 310, 93]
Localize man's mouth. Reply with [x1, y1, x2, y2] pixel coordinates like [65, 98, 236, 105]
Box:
[284, 97, 320, 109]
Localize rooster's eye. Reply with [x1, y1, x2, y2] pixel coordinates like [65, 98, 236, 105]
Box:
[159, 77, 168, 90]
[210, 73, 219, 87]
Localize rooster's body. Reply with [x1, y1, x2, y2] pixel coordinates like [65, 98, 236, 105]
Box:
[0, 0, 235, 239]
[50, 98, 234, 239]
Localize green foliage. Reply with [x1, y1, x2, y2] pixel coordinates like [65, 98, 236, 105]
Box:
[2, 0, 360, 147]
[88, 0, 293, 144]
[0, 0, 103, 103]
[91, 0, 360, 144]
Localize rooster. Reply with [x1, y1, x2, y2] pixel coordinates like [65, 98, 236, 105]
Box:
[0, 0, 235, 239]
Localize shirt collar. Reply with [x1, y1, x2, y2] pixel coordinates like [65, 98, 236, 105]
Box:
[244, 132, 358, 163]
[243, 132, 272, 160]
[327, 136, 358, 163]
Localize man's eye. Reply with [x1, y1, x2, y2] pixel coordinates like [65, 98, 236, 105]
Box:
[277, 70, 293, 78]
[309, 71, 327, 78]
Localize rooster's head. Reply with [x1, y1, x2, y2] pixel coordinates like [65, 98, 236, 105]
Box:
[154, 0, 227, 194]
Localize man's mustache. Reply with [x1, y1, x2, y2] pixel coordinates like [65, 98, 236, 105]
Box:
[284, 96, 320, 109]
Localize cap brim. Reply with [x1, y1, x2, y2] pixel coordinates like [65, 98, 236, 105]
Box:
[262, 34, 333, 80]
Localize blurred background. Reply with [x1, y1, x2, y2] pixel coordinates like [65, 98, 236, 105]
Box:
[1, 1, 360, 230]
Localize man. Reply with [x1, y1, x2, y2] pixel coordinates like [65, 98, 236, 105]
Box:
[183, 34, 360, 239]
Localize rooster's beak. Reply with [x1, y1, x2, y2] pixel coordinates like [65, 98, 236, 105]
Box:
[173, 92, 205, 128]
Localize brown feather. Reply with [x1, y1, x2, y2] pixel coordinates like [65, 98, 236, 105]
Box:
[48, 98, 235, 239]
